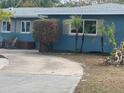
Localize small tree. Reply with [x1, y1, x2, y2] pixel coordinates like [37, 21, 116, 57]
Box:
[33, 19, 59, 52]
[99, 22, 106, 52]
[71, 16, 82, 52]
[106, 23, 117, 48]
[103, 23, 120, 67]
[0, 9, 13, 21]
[99, 22, 117, 52]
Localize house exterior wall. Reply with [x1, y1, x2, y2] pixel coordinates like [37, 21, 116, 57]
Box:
[0, 18, 37, 49]
[47, 15, 124, 53]
[0, 15, 124, 52]
[82, 15, 124, 52]
[0, 18, 35, 41]
[13, 18, 35, 42]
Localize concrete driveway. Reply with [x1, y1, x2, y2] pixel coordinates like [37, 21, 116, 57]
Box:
[0, 49, 83, 93]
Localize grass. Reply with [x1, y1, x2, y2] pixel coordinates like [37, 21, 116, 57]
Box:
[52, 53, 124, 93]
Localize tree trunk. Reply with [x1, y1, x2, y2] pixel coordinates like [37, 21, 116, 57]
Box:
[39, 43, 49, 52]
[39, 32, 48, 52]
[75, 30, 78, 52]
[80, 33, 85, 53]
[101, 34, 104, 53]
[48, 42, 53, 52]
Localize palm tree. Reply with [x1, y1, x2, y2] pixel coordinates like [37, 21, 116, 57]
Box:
[99, 23, 106, 52]
[106, 23, 117, 48]
[98, 22, 117, 52]
[71, 16, 82, 52]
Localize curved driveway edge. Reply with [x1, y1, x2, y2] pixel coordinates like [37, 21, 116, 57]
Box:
[0, 49, 83, 93]
[0, 58, 9, 69]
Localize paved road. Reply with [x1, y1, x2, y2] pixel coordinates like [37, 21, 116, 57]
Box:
[0, 49, 83, 93]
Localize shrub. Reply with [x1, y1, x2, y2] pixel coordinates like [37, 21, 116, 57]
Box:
[106, 23, 117, 48]
[105, 41, 124, 67]
[33, 19, 59, 52]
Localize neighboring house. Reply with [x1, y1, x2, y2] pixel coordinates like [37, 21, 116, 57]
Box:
[0, 3, 124, 52]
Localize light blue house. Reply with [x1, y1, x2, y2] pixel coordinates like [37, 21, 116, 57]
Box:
[1, 3, 124, 52]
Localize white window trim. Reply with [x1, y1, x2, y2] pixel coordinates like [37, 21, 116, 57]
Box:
[68, 19, 98, 36]
[83, 19, 98, 36]
[69, 19, 84, 36]
[20, 21, 31, 34]
[1, 21, 11, 33]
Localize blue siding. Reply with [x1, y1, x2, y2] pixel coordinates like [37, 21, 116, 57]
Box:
[16, 33, 34, 42]
[0, 18, 36, 42]
[48, 15, 124, 53]
[0, 15, 124, 53]
[0, 32, 34, 42]
[53, 34, 105, 52]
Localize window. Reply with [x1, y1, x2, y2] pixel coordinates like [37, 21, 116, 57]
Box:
[84, 20, 97, 35]
[70, 21, 83, 34]
[21, 21, 31, 33]
[63, 19, 97, 35]
[2, 21, 11, 32]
